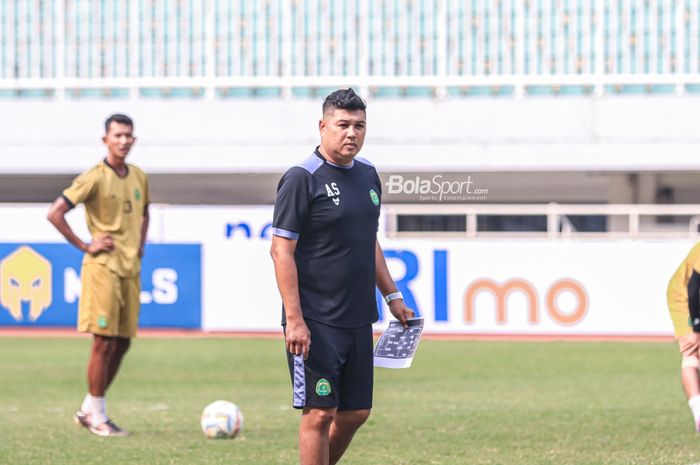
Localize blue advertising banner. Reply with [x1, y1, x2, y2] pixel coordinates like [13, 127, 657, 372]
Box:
[0, 243, 201, 329]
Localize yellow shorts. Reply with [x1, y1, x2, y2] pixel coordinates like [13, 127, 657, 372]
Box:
[78, 263, 141, 338]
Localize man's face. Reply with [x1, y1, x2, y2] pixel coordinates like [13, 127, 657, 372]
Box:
[103, 122, 136, 160]
[319, 108, 366, 163]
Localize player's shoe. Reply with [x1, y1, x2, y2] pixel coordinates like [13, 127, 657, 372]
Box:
[88, 419, 130, 437]
[73, 410, 90, 429]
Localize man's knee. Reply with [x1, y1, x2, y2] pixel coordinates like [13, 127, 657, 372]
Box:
[116, 337, 131, 354]
[683, 355, 700, 369]
[337, 409, 371, 428]
[302, 408, 337, 431]
[92, 335, 118, 356]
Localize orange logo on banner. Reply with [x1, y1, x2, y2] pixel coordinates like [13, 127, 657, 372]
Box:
[545, 279, 588, 324]
[464, 279, 539, 324]
[0, 246, 53, 322]
[464, 278, 588, 325]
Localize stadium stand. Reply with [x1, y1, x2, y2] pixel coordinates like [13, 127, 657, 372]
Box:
[1, 1, 699, 237]
[1, 0, 700, 98]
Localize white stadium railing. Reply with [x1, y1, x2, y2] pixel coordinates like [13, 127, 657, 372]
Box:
[3, 202, 700, 240]
[1, 0, 700, 98]
[384, 203, 700, 239]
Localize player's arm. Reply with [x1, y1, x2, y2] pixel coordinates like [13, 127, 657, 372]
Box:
[688, 269, 700, 332]
[270, 235, 310, 359]
[46, 196, 114, 255]
[375, 239, 414, 328]
[139, 205, 150, 258]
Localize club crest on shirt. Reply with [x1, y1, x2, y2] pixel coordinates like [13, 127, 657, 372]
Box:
[325, 182, 340, 206]
[369, 189, 380, 206]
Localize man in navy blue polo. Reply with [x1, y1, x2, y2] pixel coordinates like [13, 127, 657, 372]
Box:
[271, 88, 413, 465]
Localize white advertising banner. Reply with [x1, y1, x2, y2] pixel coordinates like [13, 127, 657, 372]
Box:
[1, 204, 91, 241]
[0, 204, 690, 336]
[373, 240, 683, 336]
[205, 237, 687, 336]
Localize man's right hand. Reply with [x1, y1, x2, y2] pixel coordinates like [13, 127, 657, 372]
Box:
[285, 318, 311, 360]
[681, 331, 700, 354]
[86, 235, 115, 255]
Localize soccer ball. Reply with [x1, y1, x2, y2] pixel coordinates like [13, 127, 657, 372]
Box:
[200, 400, 244, 439]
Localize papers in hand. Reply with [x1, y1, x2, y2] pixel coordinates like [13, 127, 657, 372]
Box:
[373, 317, 425, 369]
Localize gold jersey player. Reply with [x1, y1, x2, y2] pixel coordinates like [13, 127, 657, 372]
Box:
[47, 113, 149, 437]
[667, 242, 700, 432]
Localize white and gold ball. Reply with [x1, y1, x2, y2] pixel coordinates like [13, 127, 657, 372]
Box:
[200, 400, 244, 439]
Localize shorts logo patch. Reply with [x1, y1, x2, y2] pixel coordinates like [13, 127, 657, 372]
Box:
[98, 315, 108, 329]
[315, 378, 331, 396]
[369, 189, 380, 206]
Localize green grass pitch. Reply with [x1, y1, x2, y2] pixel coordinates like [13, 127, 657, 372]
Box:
[1, 336, 699, 465]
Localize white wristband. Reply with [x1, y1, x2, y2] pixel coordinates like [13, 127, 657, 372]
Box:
[384, 291, 403, 304]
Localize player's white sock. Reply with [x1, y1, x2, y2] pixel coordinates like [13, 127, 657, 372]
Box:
[688, 395, 700, 422]
[90, 396, 108, 427]
[80, 394, 92, 414]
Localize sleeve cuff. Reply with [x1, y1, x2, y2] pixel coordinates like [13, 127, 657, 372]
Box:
[272, 227, 300, 240]
[61, 194, 75, 209]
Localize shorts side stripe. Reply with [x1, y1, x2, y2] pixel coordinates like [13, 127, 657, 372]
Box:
[293, 354, 306, 408]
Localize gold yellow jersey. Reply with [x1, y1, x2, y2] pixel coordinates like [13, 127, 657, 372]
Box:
[63, 159, 149, 278]
[667, 242, 700, 337]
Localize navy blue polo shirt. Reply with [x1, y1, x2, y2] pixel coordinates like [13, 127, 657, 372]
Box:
[272, 148, 382, 328]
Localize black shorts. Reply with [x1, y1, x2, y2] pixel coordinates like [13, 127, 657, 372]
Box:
[285, 319, 373, 411]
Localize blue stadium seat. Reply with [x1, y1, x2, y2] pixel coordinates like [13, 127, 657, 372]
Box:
[16, 89, 53, 98]
[218, 88, 282, 98]
[526, 85, 591, 97]
[68, 89, 130, 99]
[291, 88, 314, 98]
[140, 88, 202, 99]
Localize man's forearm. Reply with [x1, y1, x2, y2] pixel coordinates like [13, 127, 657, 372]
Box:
[272, 255, 304, 321]
[48, 214, 88, 252]
[689, 270, 700, 330]
[140, 210, 150, 252]
[375, 241, 398, 296]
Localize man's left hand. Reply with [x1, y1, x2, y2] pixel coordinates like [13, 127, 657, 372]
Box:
[388, 300, 415, 329]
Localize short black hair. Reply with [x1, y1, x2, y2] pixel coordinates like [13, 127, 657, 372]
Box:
[104, 113, 134, 134]
[322, 88, 366, 115]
